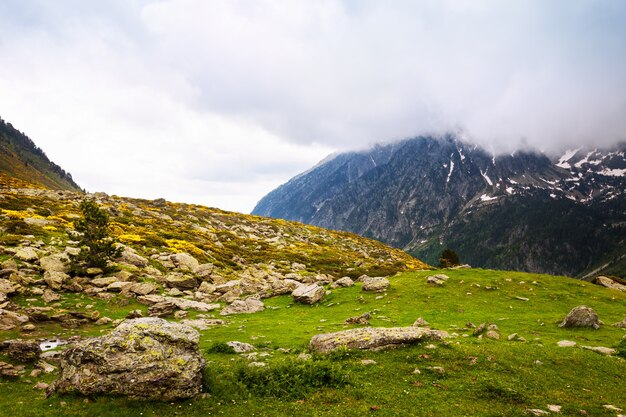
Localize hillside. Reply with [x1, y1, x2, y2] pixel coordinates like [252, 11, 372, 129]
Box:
[253, 136, 626, 278]
[0, 117, 81, 192]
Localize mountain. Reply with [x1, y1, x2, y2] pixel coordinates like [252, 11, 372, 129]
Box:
[0, 117, 81, 191]
[253, 136, 626, 278]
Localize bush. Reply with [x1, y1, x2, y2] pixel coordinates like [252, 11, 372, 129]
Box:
[206, 342, 236, 354]
[616, 338, 626, 359]
[439, 248, 460, 268]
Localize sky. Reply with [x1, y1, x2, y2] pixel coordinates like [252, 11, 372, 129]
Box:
[1, 0, 625, 213]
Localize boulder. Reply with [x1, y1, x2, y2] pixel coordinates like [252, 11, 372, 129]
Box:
[215, 280, 241, 294]
[412, 317, 430, 327]
[220, 298, 265, 315]
[0, 278, 16, 295]
[14, 247, 39, 262]
[0, 309, 29, 330]
[581, 346, 616, 356]
[149, 301, 177, 317]
[332, 277, 355, 288]
[2, 339, 41, 362]
[47, 318, 205, 400]
[128, 282, 157, 296]
[42, 289, 61, 303]
[43, 271, 68, 291]
[195, 263, 215, 278]
[197, 281, 216, 294]
[170, 253, 200, 272]
[292, 284, 325, 304]
[166, 297, 219, 312]
[165, 274, 199, 290]
[427, 275, 446, 285]
[226, 341, 256, 353]
[39, 254, 70, 273]
[613, 318, 626, 328]
[116, 246, 149, 268]
[180, 319, 225, 330]
[595, 276, 626, 292]
[310, 327, 450, 353]
[362, 277, 390, 292]
[559, 306, 601, 329]
[106, 281, 132, 292]
[90, 277, 119, 288]
[344, 313, 371, 325]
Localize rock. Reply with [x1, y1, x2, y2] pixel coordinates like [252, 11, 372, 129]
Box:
[22, 323, 36, 332]
[0, 278, 16, 295]
[0, 361, 25, 377]
[126, 310, 143, 319]
[344, 313, 371, 325]
[581, 346, 615, 356]
[527, 409, 550, 416]
[197, 281, 216, 294]
[0, 308, 29, 330]
[595, 276, 626, 292]
[106, 281, 132, 292]
[47, 318, 205, 400]
[362, 277, 390, 292]
[485, 330, 500, 340]
[43, 271, 68, 291]
[180, 319, 224, 330]
[34, 382, 49, 390]
[507, 333, 526, 342]
[165, 274, 199, 290]
[557, 340, 577, 347]
[90, 277, 119, 287]
[195, 263, 215, 278]
[431, 274, 450, 281]
[116, 246, 149, 268]
[86, 267, 104, 276]
[559, 306, 601, 329]
[15, 247, 39, 262]
[95, 317, 112, 325]
[427, 276, 446, 285]
[332, 276, 355, 288]
[170, 253, 200, 272]
[292, 284, 325, 304]
[128, 282, 158, 296]
[215, 280, 241, 294]
[226, 341, 256, 353]
[309, 326, 450, 353]
[547, 405, 561, 413]
[39, 254, 70, 273]
[3, 339, 41, 362]
[42, 289, 61, 303]
[613, 318, 626, 328]
[166, 297, 220, 312]
[174, 310, 188, 319]
[220, 298, 264, 315]
[361, 359, 377, 365]
[412, 317, 430, 327]
[149, 301, 177, 317]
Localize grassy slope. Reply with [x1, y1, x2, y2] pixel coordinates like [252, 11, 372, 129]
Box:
[1, 268, 625, 416]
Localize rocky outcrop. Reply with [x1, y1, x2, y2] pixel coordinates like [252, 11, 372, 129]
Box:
[595, 276, 626, 292]
[559, 306, 601, 329]
[292, 284, 325, 304]
[309, 326, 450, 353]
[47, 318, 205, 400]
[220, 298, 264, 315]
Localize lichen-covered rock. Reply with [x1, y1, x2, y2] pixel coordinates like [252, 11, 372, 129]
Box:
[170, 253, 200, 272]
[14, 247, 39, 262]
[559, 305, 601, 329]
[116, 245, 149, 268]
[226, 341, 256, 353]
[220, 298, 264, 315]
[47, 318, 205, 400]
[0, 309, 29, 330]
[292, 283, 325, 304]
[309, 327, 450, 353]
[1, 339, 41, 362]
[165, 273, 199, 290]
[0, 278, 16, 295]
[39, 254, 70, 273]
[595, 276, 626, 292]
[362, 277, 390, 292]
[90, 277, 119, 287]
[43, 271, 68, 291]
[332, 276, 355, 288]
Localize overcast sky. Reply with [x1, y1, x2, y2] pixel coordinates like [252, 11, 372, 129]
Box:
[1, 1, 625, 213]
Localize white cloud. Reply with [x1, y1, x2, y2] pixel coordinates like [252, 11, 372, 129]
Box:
[0, 0, 625, 212]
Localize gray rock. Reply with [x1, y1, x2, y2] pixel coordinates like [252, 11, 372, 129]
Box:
[127, 282, 157, 296]
[180, 319, 225, 330]
[332, 276, 355, 288]
[215, 280, 241, 294]
[149, 301, 177, 317]
[362, 277, 390, 292]
[581, 345, 616, 356]
[2, 339, 41, 362]
[559, 305, 601, 329]
[309, 326, 450, 353]
[39, 254, 70, 273]
[292, 284, 325, 304]
[170, 253, 200, 272]
[116, 246, 149, 268]
[90, 277, 119, 287]
[197, 281, 216, 294]
[14, 247, 39, 262]
[0, 309, 29, 330]
[412, 317, 430, 327]
[220, 298, 264, 315]
[165, 274, 199, 290]
[47, 318, 205, 400]
[557, 340, 577, 347]
[42, 289, 61, 303]
[427, 276, 445, 285]
[613, 317, 626, 328]
[43, 271, 68, 291]
[0, 278, 16, 295]
[106, 281, 132, 292]
[595, 276, 626, 292]
[344, 312, 371, 325]
[226, 341, 256, 353]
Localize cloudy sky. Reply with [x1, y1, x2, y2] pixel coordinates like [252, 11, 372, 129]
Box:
[1, 1, 625, 213]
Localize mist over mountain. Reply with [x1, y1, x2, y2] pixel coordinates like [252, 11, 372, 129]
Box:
[253, 135, 626, 278]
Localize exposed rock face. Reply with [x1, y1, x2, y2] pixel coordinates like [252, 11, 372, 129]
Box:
[559, 306, 601, 329]
[47, 318, 205, 400]
[595, 276, 626, 292]
[116, 245, 149, 268]
[292, 284, 325, 304]
[1, 339, 41, 362]
[309, 327, 450, 353]
[362, 277, 390, 292]
[165, 273, 199, 290]
[220, 298, 264, 315]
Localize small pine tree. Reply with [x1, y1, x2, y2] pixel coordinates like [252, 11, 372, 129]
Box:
[70, 199, 121, 274]
[439, 248, 460, 268]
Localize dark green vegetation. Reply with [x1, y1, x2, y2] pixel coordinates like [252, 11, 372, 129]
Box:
[438, 248, 460, 268]
[69, 200, 121, 273]
[2, 269, 625, 416]
[0, 117, 81, 191]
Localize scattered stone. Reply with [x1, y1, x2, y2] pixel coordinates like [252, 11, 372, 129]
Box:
[612, 317, 626, 328]
[332, 277, 355, 288]
[0, 308, 29, 330]
[90, 277, 119, 287]
[22, 323, 36, 332]
[43, 271, 68, 291]
[39, 254, 70, 273]
[361, 359, 377, 365]
[557, 340, 577, 347]
[547, 405, 562, 413]
[165, 274, 199, 290]
[527, 409, 550, 416]
[170, 253, 200, 272]
[42, 289, 61, 303]
[95, 317, 113, 326]
[220, 298, 264, 315]
[47, 318, 205, 400]
[149, 300, 177, 317]
[426, 366, 445, 374]
[412, 317, 430, 327]
[180, 319, 224, 330]
[248, 361, 266, 367]
[514, 296, 529, 301]
[174, 310, 188, 319]
[15, 247, 39, 262]
[345, 312, 371, 325]
[581, 346, 615, 356]
[603, 405, 623, 412]
[427, 276, 445, 285]
[559, 306, 601, 329]
[362, 277, 390, 292]
[126, 310, 143, 319]
[226, 341, 256, 353]
[485, 330, 500, 340]
[127, 282, 158, 296]
[3, 339, 41, 362]
[37, 360, 57, 374]
[292, 284, 325, 304]
[34, 382, 49, 390]
[309, 326, 450, 353]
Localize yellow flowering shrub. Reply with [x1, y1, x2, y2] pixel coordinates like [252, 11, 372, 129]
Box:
[166, 239, 205, 257]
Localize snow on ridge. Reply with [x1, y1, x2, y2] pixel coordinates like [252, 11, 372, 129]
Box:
[479, 194, 497, 202]
[446, 156, 455, 184]
[599, 168, 626, 177]
[556, 147, 581, 169]
[574, 150, 597, 168]
[480, 169, 493, 186]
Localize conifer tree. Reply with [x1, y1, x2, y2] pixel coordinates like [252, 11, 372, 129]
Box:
[439, 248, 460, 268]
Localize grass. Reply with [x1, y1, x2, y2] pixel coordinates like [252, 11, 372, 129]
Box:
[1, 268, 626, 416]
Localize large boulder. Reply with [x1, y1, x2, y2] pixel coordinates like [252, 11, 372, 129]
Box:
[116, 246, 149, 268]
[309, 327, 450, 353]
[14, 247, 39, 262]
[170, 253, 200, 272]
[47, 318, 205, 400]
[0, 309, 29, 330]
[39, 254, 70, 273]
[595, 276, 626, 292]
[559, 306, 601, 329]
[332, 276, 355, 288]
[165, 273, 199, 290]
[220, 298, 264, 315]
[1, 339, 41, 362]
[362, 277, 390, 292]
[292, 284, 325, 304]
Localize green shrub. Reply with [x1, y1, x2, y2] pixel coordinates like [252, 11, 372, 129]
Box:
[616, 338, 626, 359]
[206, 342, 236, 354]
